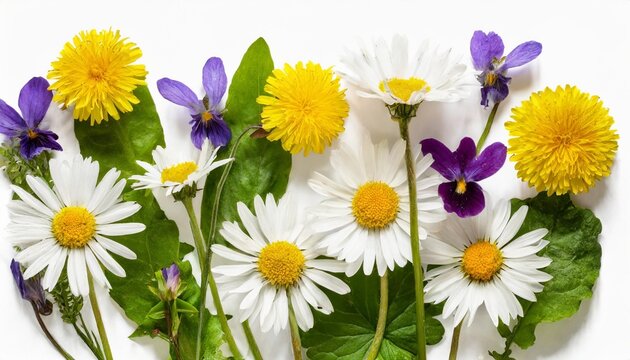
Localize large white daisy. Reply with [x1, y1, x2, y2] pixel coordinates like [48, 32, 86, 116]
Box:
[423, 200, 552, 327]
[130, 139, 232, 196]
[6, 155, 144, 296]
[211, 193, 350, 334]
[308, 135, 446, 277]
[338, 34, 473, 105]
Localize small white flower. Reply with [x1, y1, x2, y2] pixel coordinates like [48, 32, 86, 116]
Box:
[308, 135, 446, 277]
[211, 193, 350, 334]
[423, 200, 552, 326]
[6, 155, 144, 296]
[338, 34, 473, 105]
[130, 139, 232, 196]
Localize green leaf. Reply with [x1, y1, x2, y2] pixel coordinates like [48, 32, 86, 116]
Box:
[302, 265, 445, 360]
[200, 37, 291, 241]
[491, 193, 602, 357]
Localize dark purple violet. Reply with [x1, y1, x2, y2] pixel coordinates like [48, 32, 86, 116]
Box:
[11, 259, 52, 315]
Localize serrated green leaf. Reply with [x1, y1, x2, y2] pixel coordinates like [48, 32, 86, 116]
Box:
[200, 37, 291, 242]
[491, 193, 602, 357]
[302, 265, 445, 360]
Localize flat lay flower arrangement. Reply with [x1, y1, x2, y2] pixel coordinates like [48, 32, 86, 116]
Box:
[0, 28, 618, 360]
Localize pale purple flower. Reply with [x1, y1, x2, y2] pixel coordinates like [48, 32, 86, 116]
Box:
[161, 263, 180, 300]
[11, 259, 51, 315]
[470, 31, 542, 107]
[157, 57, 231, 149]
[421, 137, 506, 218]
[0, 77, 62, 159]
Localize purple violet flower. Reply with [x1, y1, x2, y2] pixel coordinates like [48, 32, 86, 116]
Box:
[421, 137, 506, 218]
[11, 259, 52, 315]
[0, 77, 62, 159]
[157, 57, 232, 149]
[470, 31, 542, 107]
[161, 263, 181, 300]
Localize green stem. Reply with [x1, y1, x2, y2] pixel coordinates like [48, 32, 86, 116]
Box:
[31, 303, 75, 360]
[365, 271, 389, 360]
[398, 118, 427, 360]
[195, 125, 259, 360]
[181, 197, 207, 271]
[448, 321, 463, 360]
[476, 102, 500, 154]
[288, 299, 303, 360]
[88, 273, 113, 360]
[242, 320, 264, 360]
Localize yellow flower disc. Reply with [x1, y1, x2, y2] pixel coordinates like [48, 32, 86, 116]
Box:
[161, 161, 198, 183]
[48, 29, 148, 125]
[257, 61, 349, 155]
[257, 241, 306, 287]
[506, 85, 619, 195]
[52, 206, 96, 248]
[352, 181, 400, 230]
[378, 77, 431, 103]
[462, 241, 503, 282]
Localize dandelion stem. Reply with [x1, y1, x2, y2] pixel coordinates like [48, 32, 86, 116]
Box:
[476, 102, 500, 154]
[365, 271, 388, 360]
[398, 116, 427, 360]
[31, 303, 75, 360]
[288, 298, 303, 360]
[87, 273, 114, 360]
[243, 320, 264, 360]
[449, 321, 463, 360]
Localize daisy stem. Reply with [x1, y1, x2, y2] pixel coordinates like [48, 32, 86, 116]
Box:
[288, 298, 303, 360]
[448, 321, 463, 360]
[31, 303, 75, 360]
[87, 273, 114, 360]
[476, 102, 500, 154]
[365, 271, 388, 360]
[398, 116, 427, 360]
[242, 320, 264, 360]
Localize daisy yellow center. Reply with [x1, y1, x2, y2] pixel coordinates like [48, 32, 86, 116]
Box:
[202, 111, 213, 122]
[52, 206, 96, 248]
[160, 161, 197, 184]
[455, 179, 467, 194]
[256, 61, 349, 155]
[352, 181, 400, 230]
[461, 241, 503, 282]
[47, 29, 148, 125]
[378, 77, 431, 102]
[506, 85, 619, 195]
[257, 241, 305, 287]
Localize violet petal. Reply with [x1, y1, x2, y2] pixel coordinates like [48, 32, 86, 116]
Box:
[420, 138, 460, 181]
[465, 142, 507, 181]
[19, 129, 62, 160]
[206, 115, 232, 148]
[438, 181, 485, 218]
[470, 31, 505, 70]
[18, 77, 52, 128]
[202, 57, 228, 107]
[454, 137, 477, 171]
[157, 78, 204, 114]
[189, 115, 207, 149]
[502, 41, 542, 70]
[0, 99, 26, 136]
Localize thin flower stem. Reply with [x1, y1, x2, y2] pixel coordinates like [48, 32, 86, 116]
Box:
[365, 271, 389, 360]
[242, 320, 264, 360]
[196, 125, 260, 360]
[448, 321, 463, 360]
[87, 273, 114, 360]
[31, 303, 75, 360]
[164, 302, 182, 360]
[476, 102, 500, 154]
[182, 197, 207, 270]
[398, 118, 427, 360]
[288, 298, 303, 360]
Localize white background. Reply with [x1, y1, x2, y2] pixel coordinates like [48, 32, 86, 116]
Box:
[1, 0, 629, 359]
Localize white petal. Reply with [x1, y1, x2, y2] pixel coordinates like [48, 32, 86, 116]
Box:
[496, 206, 528, 247]
[95, 202, 141, 224]
[95, 235, 136, 260]
[11, 185, 53, 218]
[87, 241, 125, 277]
[304, 269, 350, 294]
[97, 223, 146, 236]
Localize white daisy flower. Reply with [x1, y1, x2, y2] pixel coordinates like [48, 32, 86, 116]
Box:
[338, 34, 472, 105]
[308, 135, 446, 277]
[130, 139, 232, 196]
[211, 193, 350, 334]
[423, 200, 553, 327]
[6, 155, 145, 296]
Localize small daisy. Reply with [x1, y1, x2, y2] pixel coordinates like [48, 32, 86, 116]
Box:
[423, 200, 552, 327]
[130, 140, 232, 196]
[6, 155, 144, 296]
[338, 34, 472, 105]
[211, 193, 350, 334]
[308, 135, 446, 276]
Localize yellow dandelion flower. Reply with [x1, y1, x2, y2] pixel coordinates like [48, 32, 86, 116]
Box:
[257, 61, 349, 155]
[48, 29, 148, 125]
[506, 85, 618, 195]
